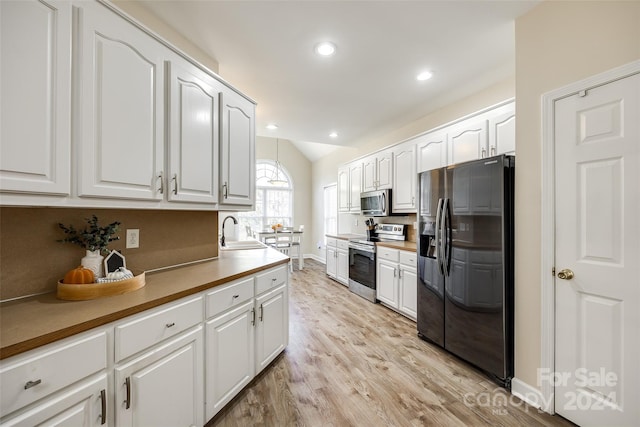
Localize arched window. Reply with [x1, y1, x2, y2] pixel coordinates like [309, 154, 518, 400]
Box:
[238, 160, 293, 234]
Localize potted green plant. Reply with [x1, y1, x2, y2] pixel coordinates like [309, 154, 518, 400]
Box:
[58, 215, 121, 278]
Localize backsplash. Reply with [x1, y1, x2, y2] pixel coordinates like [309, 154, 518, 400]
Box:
[0, 207, 218, 301]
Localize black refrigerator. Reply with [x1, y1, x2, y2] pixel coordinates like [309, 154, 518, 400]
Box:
[417, 154, 514, 388]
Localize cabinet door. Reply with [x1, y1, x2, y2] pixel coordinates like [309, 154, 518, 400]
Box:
[349, 163, 362, 212]
[376, 260, 398, 308]
[255, 284, 288, 374]
[326, 247, 337, 278]
[417, 131, 448, 173]
[167, 60, 220, 204]
[115, 327, 203, 427]
[1, 374, 108, 427]
[205, 300, 254, 420]
[0, 0, 71, 196]
[399, 267, 417, 320]
[376, 151, 393, 190]
[337, 167, 350, 212]
[362, 156, 377, 192]
[336, 249, 349, 285]
[220, 89, 255, 207]
[448, 119, 488, 165]
[76, 1, 164, 201]
[392, 144, 416, 213]
[488, 102, 515, 156]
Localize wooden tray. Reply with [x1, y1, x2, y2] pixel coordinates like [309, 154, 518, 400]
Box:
[57, 272, 145, 301]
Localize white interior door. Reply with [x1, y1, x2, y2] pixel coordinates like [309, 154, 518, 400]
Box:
[554, 72, 639, 426]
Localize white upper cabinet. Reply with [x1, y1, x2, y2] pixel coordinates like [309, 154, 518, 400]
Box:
[0, 0, 71, 196]
[488, 101, 516, 156]
[448, 118, 489, 165]
[220, 89, 255, 207]
[337, 166, 350, 212]
[362, 150, 393, 192]
[349, 162, 362, 212]
[417, 130, 448, 173]
[167, 59, 220, 205]
[75, 1, 165, 201]
[392, 142, 416, 213]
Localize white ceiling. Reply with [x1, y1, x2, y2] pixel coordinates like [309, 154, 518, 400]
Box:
[134, 0, 538, 161]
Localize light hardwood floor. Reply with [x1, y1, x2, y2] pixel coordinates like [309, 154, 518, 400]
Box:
[208, 259, 574, 427]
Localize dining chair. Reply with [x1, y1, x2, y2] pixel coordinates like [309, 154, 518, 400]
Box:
[270, 228, 294, 272]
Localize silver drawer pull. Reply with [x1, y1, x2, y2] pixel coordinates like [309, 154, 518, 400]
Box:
[271, 278, 276, 282]
[24, 379, 42, 390]
[232, 294, 240, 299]
[165, 322, 175, 328]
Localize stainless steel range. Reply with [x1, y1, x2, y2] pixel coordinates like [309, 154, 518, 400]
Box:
[348, 224, 406, 302]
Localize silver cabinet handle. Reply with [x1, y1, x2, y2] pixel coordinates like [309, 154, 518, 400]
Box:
[490, 146, 496, 156]
[223, 182, 228, 199]
[166, 322, 175, 328]
[393, 268, 397, 278]
[24, 379, 42, 390]
[259, 304, 264, 322]
[124, 377, 131, 409]
[251, 308, 256, 326]
[172, 174, 178, 195]
[232, 294, 239, 299]
[399, 269, 402, 279]
[481, 147, 487, 158]
[100, 389, 107, 425]
[157, 172, 164, 194]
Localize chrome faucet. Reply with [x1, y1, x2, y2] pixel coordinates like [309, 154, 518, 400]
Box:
[220, 215, 238, 247]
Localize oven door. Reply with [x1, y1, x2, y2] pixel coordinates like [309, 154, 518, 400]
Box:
[348, 246, 376, 289]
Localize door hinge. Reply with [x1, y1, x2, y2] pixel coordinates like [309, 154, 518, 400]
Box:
[552, 267, 556, 277]
[578, 90, 588, 97]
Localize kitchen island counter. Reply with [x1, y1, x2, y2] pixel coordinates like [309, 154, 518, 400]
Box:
[0, 248, 289, 360]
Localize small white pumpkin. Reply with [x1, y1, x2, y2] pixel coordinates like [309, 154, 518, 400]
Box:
[106, 267, 134, 280]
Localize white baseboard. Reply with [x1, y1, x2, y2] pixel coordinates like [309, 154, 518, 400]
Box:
[511, 378, 553, 414]
[304, 254, 324, 264]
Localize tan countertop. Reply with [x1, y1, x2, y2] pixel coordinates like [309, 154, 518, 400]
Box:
[375, 241, 417, 252]
[0, 248, 289, 360]
[325, 233, 364, 240]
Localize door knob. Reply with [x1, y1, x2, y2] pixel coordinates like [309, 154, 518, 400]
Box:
[557, 269, 574, 280]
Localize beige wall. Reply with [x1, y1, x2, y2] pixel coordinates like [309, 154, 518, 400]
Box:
[514, 1, 640, 388]
[310, 78, 515, 261]
[111, 0, 219, 74]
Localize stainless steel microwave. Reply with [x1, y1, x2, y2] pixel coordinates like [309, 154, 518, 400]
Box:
[360, 189, 391, 216]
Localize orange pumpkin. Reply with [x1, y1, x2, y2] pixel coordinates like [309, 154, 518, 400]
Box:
[63, 266, 95, 284]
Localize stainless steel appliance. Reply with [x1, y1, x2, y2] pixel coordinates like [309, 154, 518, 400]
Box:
[417, 155, 514, 388]
[348, 223, 406, 302]
[360, 189, 391, 217]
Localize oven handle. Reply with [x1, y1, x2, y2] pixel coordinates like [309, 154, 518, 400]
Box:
[435, 198, 444, 275]
[348, 244, 376, 254]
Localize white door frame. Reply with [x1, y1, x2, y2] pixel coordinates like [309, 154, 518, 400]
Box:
[540, 59, 640, 415]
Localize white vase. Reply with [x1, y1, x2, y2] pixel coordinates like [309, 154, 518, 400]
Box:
[81, 250, 104, 279]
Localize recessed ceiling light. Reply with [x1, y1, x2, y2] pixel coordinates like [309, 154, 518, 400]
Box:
[416, 71, 433, 81]
[315, 42, 336, 57]
[266, 124, 278, 130]
[329, 132, 338, 138]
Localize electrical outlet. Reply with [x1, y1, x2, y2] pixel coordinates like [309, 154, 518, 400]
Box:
[126, 229, 140, 249]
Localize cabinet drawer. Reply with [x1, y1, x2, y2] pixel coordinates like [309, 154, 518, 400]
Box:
[326, 237, 337, 248]
[115, 296, 203, 362]
[255, 266, 287, 295]
[206, 276, 254, 319]
[0, 331, 107, 417]
[399, 250, 417, 267]
[377, 247, 399, 262]
[337, 239, 349, 250]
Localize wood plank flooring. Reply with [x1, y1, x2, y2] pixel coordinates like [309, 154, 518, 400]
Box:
[207, 259, 574, 427]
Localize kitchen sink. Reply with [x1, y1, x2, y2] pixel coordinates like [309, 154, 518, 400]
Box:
[219, 240, 268, 251]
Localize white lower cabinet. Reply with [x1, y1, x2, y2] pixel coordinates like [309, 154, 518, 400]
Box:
[376, 248, 417, 320]
[326, 237, 349, 286]
[0, 264, 290, 427]
[255, 283, 288, 374]
[1, 374, 108, 427]
[114, 326, 203, 427]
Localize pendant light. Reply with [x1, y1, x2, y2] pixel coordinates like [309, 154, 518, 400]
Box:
[269, 138, 287, 185]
